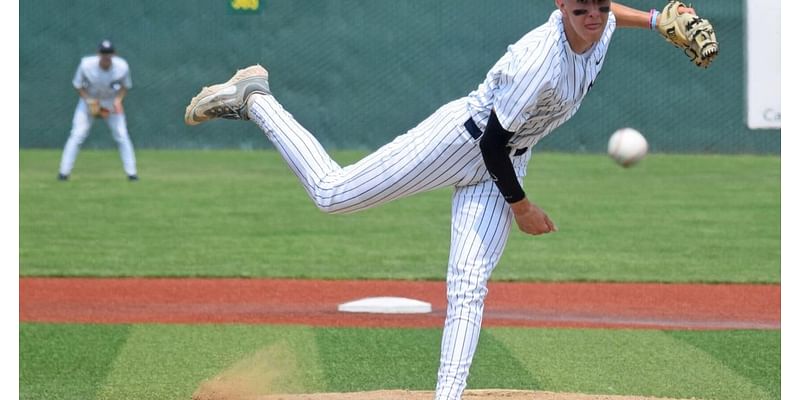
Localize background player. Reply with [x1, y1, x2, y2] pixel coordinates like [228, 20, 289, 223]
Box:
[184, 1, 716, 398]
[58, 39, 138, 181]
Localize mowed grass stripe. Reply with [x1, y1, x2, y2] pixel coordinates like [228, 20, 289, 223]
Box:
[489, 328, 773, 400]
[94, 324, 323, 400]
[20, 150, 779, 283]
[463, 331, 541, 390]
[20, 323, 131, 400]
[666, 330, 781, 400]
[314, 327, 539, 393]
[315, 327, 442, 392]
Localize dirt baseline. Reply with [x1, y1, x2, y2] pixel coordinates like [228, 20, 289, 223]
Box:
[20, 278, 779, 330]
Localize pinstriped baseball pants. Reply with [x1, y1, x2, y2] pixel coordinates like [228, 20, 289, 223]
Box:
[250, 94, 524, 399]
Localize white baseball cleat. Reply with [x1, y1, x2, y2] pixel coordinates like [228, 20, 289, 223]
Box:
[184, 64, 270, 125]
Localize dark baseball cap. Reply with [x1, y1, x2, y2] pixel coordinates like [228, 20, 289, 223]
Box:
[98, 39, 115, 54]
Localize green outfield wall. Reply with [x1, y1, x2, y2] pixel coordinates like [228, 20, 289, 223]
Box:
[20, 0, 779, 153]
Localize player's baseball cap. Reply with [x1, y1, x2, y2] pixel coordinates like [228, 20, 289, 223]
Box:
[98, 39, 115, 54]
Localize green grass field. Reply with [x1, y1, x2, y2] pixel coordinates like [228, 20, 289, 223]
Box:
[20, 150, 779, 282]
[19, 150, 781, 400]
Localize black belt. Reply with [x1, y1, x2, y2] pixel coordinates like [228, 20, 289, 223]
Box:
[465, 117, 528, 157]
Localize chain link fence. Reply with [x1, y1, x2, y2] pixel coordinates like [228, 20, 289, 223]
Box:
[20, 0, 779, 154]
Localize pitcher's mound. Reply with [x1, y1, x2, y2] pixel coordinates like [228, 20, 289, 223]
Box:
[256, 389, 685, 400]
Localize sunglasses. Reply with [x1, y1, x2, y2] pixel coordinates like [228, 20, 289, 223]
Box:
[573, 7, 610, 15]
[570, 1, 611, 16]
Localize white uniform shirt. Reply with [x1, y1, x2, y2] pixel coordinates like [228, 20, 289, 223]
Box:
[72, 55, 132, 110]
[467, 10, 616, 151]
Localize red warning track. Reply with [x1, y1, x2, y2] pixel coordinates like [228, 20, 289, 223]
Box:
[19, 278, 780, 330]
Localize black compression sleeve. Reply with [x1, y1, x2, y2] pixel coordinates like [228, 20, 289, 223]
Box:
[478, 110, 525, 203]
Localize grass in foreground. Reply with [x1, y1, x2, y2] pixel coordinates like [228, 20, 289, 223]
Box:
[20, 150, 779, 283]
[19, 323, 779, 400]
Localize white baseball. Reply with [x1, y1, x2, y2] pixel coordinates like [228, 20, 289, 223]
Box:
[608, 127, 648, 167]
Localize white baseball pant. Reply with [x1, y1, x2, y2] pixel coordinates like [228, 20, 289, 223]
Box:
[249, 94, 529, 399]
[59, 99, 137, 177]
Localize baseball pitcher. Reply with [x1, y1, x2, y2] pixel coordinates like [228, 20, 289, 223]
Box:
[184, 1, 716, 398]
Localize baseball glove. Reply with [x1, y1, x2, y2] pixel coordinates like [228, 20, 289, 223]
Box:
[657, 1, 718, 68]
[87, 99, 110, 119]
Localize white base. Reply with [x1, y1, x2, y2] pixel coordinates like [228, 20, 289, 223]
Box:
[337, 296, 432, 314]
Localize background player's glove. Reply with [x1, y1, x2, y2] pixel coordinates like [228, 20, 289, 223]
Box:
[657, 1, 718, 68]
[87, 98, 110, 118]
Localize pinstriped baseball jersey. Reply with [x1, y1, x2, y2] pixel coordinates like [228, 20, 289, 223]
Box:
[467, 10, 616, 152]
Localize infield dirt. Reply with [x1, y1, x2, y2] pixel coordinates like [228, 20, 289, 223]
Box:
[196, 389, 688, 400]
[20, 278, 780, 330]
